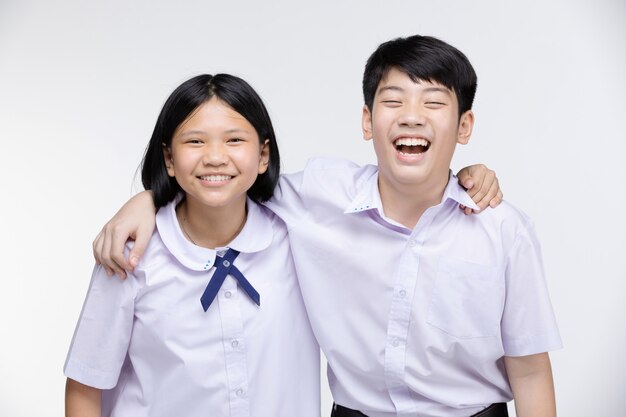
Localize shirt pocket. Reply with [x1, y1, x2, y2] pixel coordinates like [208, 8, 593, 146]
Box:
[426, 258, 502, 339]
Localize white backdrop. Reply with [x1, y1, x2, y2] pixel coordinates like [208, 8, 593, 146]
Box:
[1, 0, 625, 416]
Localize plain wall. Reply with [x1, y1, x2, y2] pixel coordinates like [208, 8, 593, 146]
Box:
[1, 0, 625, 415]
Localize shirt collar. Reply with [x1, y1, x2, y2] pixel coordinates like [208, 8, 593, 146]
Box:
[344, 169, 480, 216]
[442, 171, 481, 211]
[156, 195, 273, 272]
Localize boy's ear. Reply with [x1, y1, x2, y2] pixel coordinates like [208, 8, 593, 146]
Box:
[362, 105, 373, 141]
[162, 144, 175, 177]
[457, 110, 475, 145]
[258, 139, 270, 175]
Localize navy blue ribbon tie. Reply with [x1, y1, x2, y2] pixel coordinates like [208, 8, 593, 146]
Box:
[200, 248, 260, 311]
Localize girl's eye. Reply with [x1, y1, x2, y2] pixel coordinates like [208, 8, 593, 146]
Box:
[228, 138, 243, 143]
[186, 139, 203, 144]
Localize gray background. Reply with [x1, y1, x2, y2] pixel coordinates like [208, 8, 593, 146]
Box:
[1, 0, 624, 415]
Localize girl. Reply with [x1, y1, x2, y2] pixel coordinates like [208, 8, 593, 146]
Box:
[64, 74, 320, 417]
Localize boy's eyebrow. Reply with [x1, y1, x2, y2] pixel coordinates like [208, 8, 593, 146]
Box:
[422, 87, 452, 94]
[377, 86, 452, 95]
[377, 85, 404, 94]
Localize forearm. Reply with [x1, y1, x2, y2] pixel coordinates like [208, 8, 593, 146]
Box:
[65, 378, 101, 417]
[505, 353, 556, 417]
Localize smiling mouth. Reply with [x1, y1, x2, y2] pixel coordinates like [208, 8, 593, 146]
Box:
[394, 137, 430, 155]
[199, 175, 232, 182]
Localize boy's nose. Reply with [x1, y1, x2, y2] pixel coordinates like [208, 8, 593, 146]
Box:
[397, 102, 426, 127]
[398, 111, 425, 127]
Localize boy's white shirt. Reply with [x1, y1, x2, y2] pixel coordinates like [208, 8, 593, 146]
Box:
[266, 157, 561, 417]
[64, 198, 320, 417]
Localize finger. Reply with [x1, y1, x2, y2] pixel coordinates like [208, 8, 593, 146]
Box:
[466, 169, 488, 199]
[108, 224, 135, 278]
[468, 169, 493, 203]
[127, 224, 152, 269]
[92, 230, 104, 265]
[93, 229, 115, 276]
[476, 177, 500, 211]
[457, 171, 474, 191]
[490, 190, 504, 208]
[102, 225, 127, 279]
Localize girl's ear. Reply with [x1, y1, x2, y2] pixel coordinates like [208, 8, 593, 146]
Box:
[258, 139, 270, 175]
[457, 110, 475, 145]
[162, 143, 175, 177]
[362, 105, 373, 141]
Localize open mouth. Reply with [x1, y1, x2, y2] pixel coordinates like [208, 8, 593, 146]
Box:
[394, 137, 430, 155]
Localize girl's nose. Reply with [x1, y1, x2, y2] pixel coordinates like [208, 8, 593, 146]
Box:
[202, 144, 229, 166]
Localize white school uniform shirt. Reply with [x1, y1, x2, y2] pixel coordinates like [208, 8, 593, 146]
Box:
[64, 197, 320, 417]
[266, 158, 562, 417]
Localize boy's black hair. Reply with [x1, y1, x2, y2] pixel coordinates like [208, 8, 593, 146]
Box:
[141, 73, 280, 208]
[363, 35, 477, 118]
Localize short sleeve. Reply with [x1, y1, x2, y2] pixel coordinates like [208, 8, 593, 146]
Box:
[63, 264, 139, 389]
[264, 170, 308, 228]
[501, 221, 562, 356]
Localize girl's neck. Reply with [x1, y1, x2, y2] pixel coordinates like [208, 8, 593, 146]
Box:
[176, 197, 247, 249]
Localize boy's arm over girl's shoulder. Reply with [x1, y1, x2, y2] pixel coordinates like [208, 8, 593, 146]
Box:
[92, 160, 502, 278]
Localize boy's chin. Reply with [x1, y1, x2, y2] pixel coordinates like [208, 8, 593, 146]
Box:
[382, 165, 448, 189]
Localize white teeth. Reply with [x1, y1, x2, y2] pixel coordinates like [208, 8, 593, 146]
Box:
[200, 175, 232, 182]
[395, 138, 429, 147]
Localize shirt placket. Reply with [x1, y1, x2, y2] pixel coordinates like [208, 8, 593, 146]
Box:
[383, 210, 436, 415]
[217, 275, 250, 417]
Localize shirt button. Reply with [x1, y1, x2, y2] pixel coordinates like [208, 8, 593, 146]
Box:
[224, 291, 232, 299]
[231, 340, 239, 348]
[217, 249, 226, 257]
[391, 339, 399, 347]
[223, 260, 230, 267]
[236, 388, 244, 397]
[408, 239, 417, 247]
[399, 290, 407, 298]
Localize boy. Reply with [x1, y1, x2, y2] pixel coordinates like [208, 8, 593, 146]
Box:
[91, 36, 559, 416]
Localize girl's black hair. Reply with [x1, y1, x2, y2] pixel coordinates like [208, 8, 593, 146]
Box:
[141, 73, 280, 208]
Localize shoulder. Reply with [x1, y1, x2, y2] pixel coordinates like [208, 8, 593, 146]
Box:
[124, 229, 168, 271]
[254, 201, 290, 241]
[473, 200, 537, 249]
[300, 157, 377, 196]
[302, 157, 374, 177]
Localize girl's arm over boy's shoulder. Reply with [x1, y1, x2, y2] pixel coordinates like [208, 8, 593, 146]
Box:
[91, 164, 502, 279]
[65, 378, 101, 417]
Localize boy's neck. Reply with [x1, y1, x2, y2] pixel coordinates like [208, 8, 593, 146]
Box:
[176, 198, 247, 249]
[378, 172, 449, 230]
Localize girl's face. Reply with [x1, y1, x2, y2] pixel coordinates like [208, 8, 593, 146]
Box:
[164, 97, 269, 212]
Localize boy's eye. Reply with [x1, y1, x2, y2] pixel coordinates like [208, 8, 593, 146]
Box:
[186, 139, 203, 144]
[425, 101, 446, 107]
[381, 100, 402, 106]
[228, 137, 244, 143]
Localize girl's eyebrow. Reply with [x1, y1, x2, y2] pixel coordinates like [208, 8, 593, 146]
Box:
[178, 128, 251, 137]
[224, 128, 251, 134]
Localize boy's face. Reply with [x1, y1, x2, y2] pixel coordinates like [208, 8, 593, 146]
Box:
[362, 67, 474, 197]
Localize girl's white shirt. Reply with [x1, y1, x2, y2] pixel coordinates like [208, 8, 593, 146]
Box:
[64, 197, 320, 417]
